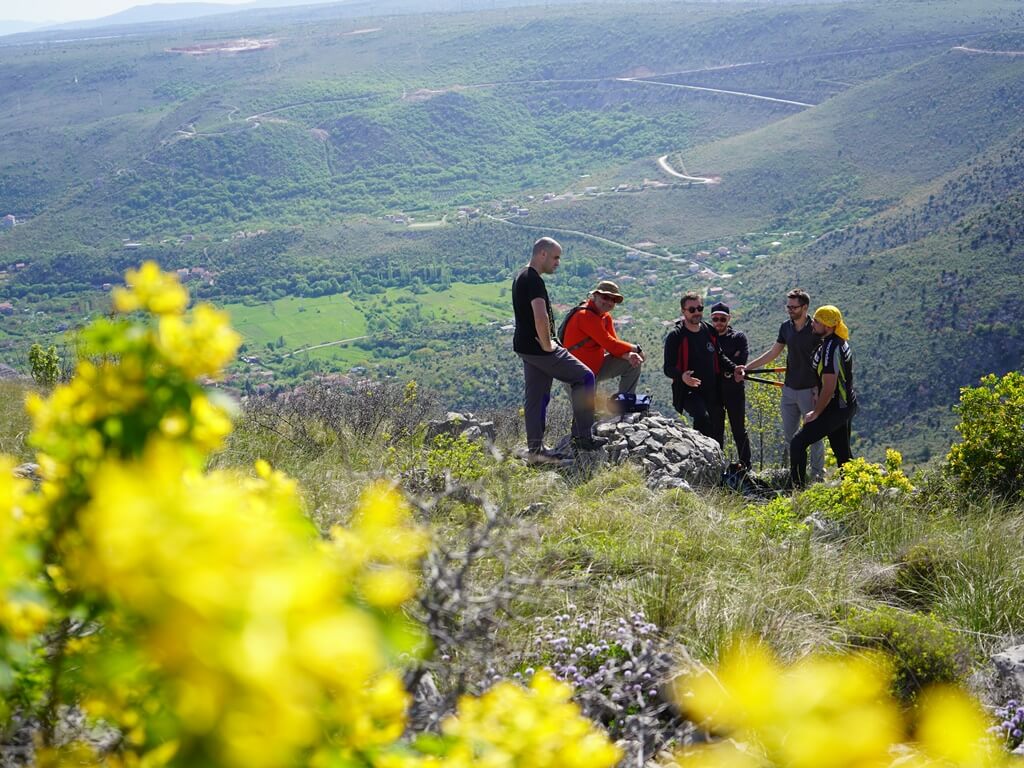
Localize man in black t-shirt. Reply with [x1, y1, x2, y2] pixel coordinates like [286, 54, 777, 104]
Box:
[663, 292, 736, 445]
[736, 288, 824, 479]
[512, 237, 605, 462]
[709, 302, 752, 468]
[789, 305, 858, 487]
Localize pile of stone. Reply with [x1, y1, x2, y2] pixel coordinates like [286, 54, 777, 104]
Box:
[594, 411, 724, 490]
[425, 412, 497, 443]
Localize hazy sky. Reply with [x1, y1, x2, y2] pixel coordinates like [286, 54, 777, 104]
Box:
[0, 0, 254, 23]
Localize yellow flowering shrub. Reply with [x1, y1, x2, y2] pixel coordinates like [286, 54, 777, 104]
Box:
[797, 449, 914, 522]
[673, 640, 1017, 768]
[0, 264, 621, 768]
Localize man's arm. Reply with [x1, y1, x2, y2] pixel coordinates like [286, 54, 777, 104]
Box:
[531, 297, 554, 353]
[745, 341, 784, 371]
[805, 374, 836, 422]
[578, 310, 635, 358]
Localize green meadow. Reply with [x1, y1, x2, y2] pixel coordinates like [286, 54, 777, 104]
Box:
[225, 280, 509, 357]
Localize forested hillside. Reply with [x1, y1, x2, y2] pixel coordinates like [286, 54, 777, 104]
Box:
[0, 0, 1022, 462]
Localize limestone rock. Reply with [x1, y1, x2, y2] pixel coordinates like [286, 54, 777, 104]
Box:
[594, 411, 724, 488]
[425, 412, 496, 443]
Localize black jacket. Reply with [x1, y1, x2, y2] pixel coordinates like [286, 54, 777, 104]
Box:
[663, 319, 737, 406]
[716, 326, 749, 394]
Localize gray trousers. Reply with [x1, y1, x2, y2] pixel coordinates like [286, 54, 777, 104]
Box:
[519, 348, 596, 450]
[782, 385, 824, 479]
[596, 354, 641, 395]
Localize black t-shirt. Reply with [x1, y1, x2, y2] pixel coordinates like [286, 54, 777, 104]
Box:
[777, 319, 820, 390]
[512, 266, 555, 355]
[814, 335, 856, 407]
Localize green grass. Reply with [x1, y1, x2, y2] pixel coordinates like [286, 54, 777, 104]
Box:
[226, 293, 368, 351]
[210, 386, 1024, 675]
[225, 280, 508, 357]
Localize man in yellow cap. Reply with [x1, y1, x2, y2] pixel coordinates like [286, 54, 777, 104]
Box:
[789, 305, 858, 487]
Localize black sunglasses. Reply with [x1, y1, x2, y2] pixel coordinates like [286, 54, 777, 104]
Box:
[684, 305, 704, 313]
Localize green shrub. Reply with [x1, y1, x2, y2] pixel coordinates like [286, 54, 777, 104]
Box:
[27, 343, 60, 388]
[946, 371, 1024, 498]
[839, 605, 968, 701]
[733, 495, 808, 540]
[798, 449, 914, 522]
[426, 432, 488, 482]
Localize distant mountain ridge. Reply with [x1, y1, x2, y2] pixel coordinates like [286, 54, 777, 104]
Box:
[10, 0, 344, 33]
[0, 19, 51, 36]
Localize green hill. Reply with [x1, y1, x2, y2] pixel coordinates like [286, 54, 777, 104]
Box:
[1, 0, 1023, 463]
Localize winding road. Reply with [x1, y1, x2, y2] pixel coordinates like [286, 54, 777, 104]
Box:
[617, 77, 815, 108]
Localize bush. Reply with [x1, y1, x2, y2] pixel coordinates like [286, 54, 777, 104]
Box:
[839, 605, 968, 701]
[947, 372, 1024, 498]
[426, 432, 488, 482]
[733, 495, 808, 540]
[27, 343, 60, 388]
[0, 264, 621, 768]
[797, 449, 914, 522]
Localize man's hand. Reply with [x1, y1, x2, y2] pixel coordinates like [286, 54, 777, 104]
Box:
[627, 351, 643, 368]
[682, 370, 701, 388]
[734, 365, 746, 382]
[804, 410, 818, 423]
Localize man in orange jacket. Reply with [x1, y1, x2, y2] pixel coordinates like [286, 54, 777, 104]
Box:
[561, 280, 645, 396]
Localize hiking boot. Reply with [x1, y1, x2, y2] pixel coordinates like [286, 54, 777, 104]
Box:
[572, 435, 609, 451]
[524, 446, 566, 465]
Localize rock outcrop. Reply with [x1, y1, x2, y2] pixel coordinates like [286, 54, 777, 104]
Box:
[425, 412, 497, 443]
[595, 411, 724, 490]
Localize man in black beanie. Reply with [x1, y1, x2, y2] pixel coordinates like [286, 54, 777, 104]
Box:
[709, 302, 752, 468]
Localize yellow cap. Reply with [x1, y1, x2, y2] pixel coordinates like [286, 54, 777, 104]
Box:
[813, 305, 850, 340]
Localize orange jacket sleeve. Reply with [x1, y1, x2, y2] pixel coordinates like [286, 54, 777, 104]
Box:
[576, 307, 634, 358]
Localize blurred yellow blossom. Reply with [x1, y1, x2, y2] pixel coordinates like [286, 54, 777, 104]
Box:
[4, 265, 625, 768]
[674, 640, 1021, 768]
[439, 670, 622, 768]
[112, 262, 189, 316]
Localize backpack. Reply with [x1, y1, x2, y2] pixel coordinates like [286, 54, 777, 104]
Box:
[721, 462, 774, 499]
[611, 392, 651, 414]
[557, 303, 593, 350]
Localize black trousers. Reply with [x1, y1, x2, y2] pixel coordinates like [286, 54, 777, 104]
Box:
[674, 383, 725, 447]
[790, 400, 858, 486]
[722, 385, 752, 468]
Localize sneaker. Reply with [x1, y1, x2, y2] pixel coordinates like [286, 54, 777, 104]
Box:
[524, 447, 566, 465]
[572, 435, 609, 451]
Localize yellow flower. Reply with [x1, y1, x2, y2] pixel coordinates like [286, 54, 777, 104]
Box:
[113, 261, 189, 316]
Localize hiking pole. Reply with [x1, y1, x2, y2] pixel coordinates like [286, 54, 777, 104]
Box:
[744, 367, 786, 375]
[744, 375, 784, 388]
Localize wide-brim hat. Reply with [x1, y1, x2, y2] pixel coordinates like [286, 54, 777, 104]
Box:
[592, 280, 624, 303]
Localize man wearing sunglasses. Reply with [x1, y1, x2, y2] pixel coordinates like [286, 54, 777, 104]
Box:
[735, 288, 824, 480]
[561, 280, 645, 400]
[663, 291, 737, 445]
[709, 302, 752, 469]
